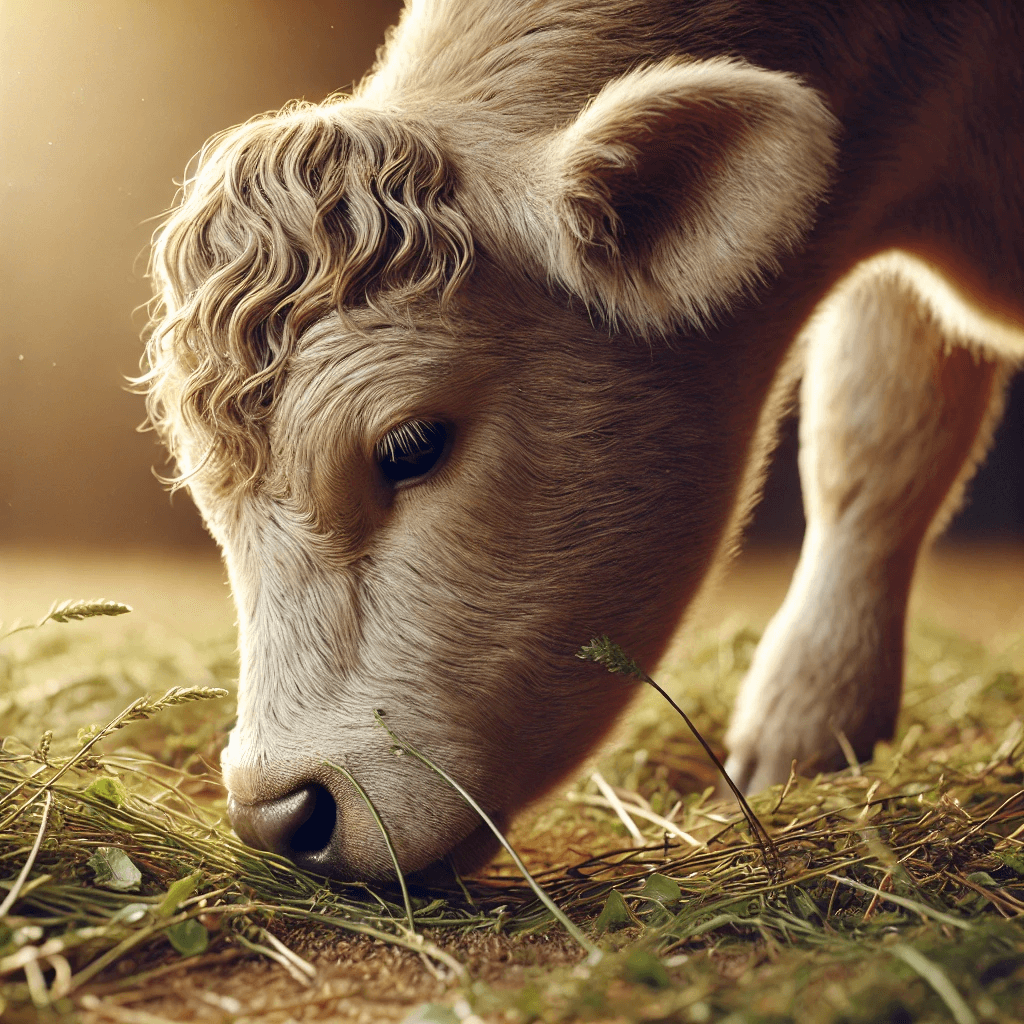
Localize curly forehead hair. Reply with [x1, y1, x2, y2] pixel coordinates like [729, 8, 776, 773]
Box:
[139, 98, 474, 490]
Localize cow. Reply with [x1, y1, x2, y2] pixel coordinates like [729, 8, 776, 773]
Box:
[140, 0, 1024, 880]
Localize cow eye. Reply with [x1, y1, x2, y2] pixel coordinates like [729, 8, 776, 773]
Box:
[376, 420, 449, 485]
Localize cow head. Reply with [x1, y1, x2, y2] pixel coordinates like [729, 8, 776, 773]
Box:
[142, 57, 835, 878]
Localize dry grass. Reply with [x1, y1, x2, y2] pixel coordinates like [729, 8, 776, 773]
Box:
[1, 593, 1023, 1023]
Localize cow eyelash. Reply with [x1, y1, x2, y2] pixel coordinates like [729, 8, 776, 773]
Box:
[375, 419, 450, 486]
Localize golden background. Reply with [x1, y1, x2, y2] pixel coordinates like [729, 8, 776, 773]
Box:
[1, 0, 402, 549]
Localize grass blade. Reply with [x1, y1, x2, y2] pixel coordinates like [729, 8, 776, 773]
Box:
[825, 874, 973, 930]
[324, 759, 416, 934]
[578, 636, 782, 877]
[373, 711, 601, 959]
[890, 945, 979, 1024]
[0, 789, 53, 917]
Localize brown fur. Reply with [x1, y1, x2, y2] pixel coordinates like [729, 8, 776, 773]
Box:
[141, 1, 1023, 878]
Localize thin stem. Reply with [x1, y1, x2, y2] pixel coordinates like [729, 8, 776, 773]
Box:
[373, 711, 600, 959]
[825, 874, 972, 930]
[578, 637, 781, 878]
[640, 672, 781, 877]
[0, 789, 53, 917]
[324, 759, 416, 934]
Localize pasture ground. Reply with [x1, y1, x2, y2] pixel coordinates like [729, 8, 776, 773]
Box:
[1, 544, 1023, 1023]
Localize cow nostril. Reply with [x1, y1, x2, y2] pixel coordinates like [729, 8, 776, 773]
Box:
[288, 785, 336, 853]
[228, 784, 336, 856]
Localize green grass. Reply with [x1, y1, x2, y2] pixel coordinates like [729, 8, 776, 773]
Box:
[1, 600, 1023, 1023]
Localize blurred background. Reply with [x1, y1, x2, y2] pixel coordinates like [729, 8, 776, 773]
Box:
[1, 0, 403, 552]
[1, 0, 1021, 636]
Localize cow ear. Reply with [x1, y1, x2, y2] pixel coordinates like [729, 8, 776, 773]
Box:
[535, 58, 838, 335]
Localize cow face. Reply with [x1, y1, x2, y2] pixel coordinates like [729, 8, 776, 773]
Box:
[144, 57, 835, 877]
[192, 285, 728, 877]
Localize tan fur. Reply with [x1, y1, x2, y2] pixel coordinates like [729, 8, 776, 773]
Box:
[141, 1, 1023, 878]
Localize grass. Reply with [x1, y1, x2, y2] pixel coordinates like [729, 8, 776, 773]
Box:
[1, 596, 1022, 1023]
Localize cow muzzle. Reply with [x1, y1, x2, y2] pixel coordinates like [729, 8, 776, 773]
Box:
[227, 784, 338, 869]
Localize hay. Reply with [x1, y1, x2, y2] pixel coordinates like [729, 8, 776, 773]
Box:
[1, 599, 1022, 1022]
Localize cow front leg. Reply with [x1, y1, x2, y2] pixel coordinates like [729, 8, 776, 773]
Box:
[724, 266, 1007, 793]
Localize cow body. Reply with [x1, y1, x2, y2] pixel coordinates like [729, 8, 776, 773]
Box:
[143, 1, 1024, 878]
